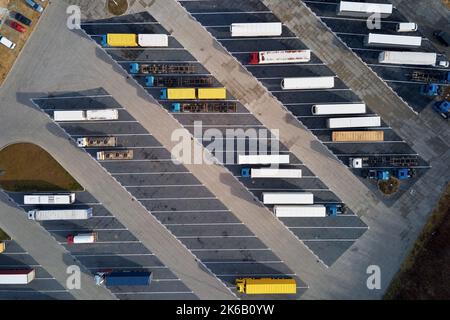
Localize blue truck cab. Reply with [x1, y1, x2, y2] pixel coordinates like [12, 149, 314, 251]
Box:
[420, 83, 441, 97]
[160, 88, 168, 100]
[171, 103, 181, 113]
[129, 63, 140, 74]
[100, 35, 108, 47]
[241, 167, 251, 178]
[326, 204, 339, 217]
[433, 101, 450, 119]
[145, 76, 155, 87]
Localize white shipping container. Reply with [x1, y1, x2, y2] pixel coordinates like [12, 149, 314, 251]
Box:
[238, 154, 290, 165]
[257, 50, 311, 64]
[230, 22, 282, 37]
[28, 208, 93, 221]
[24, 193, 76, 205]
[378, 51, 437, 66]
[311, 103, 366, 115]
[86, 109, 119, 120]
[251, 168, 302, 179]
[327, 116, 381, 129]
[281, 77, 335, 90]
[68, 233, 97, 244]
[53, 110, 86, 121]
[274, 205, 327, 218]
[263, 192, 314, 205]
[338, 1, 393, 17]
[138, 34, 168, 47]
[0, 269, 35, 284]
[365, 33, 422, 48]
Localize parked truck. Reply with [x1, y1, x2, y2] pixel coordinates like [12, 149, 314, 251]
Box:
[327, 116, 381, 129]
[241, 168, 302, 179]
[101, 33, 168, 47]
[0, 269, 36, 284]
[349, 156, 419, 168]
[76, 136, 118, 148]
[311, 103, 366, 115]
[145, 76, 212, 87]
[274, 204, 343, 217]
[236, 278, 296, 295]
[24, 193, 76, 205]
[28, 208, 93, 221]
[262, 192, 314, 205]
[230, 22, 282, 37]
[337, 1, 392, 18]
[362, 168, 416, 181]
[53, 109, 119, 121]
[332, 131, 384, 142]
[96, 150, 134, 161]
[67, 232, 97, 244]
[160, 88, 227, 100]
[249, 50, 311, 64]
[238, 154, 290, 165]
[129, 63, 197, 74]
[281, 76, 335, 90]
[170, 102, 237, 113]
[95, 271, 152, 286]
[379, 51, 437, 66]
[365, 33, 422, 48]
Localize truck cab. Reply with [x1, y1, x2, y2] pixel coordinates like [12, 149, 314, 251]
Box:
[433, 101, 450, 119]
[392, 168, 415, 180]
[129, 63, 140, 74]
[363, 169, 390, 181]
[420, 83, 441, 97]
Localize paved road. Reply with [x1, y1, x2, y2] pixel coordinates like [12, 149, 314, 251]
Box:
[0, 192, 115, 300]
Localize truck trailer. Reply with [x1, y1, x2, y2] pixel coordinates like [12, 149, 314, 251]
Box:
[170, 102, 237, 113]
[311, 103, 366, 115]
[378, 51, 437, 66]
[95, 271, 152, 286]
[145, 76, 212, 87]
[349, 156, 419, 168]
[249, 50, 311, 64]
[281, 76, 335, 90]
[53, 109, 119, 121]
[236, 278, 296, 294]
[274, 205, 327, 217]
[28, 208, 93, 221]
[241, 168, 302, 179]
[365, 33, 422, 48]
[160, 88, 227, 100]
[0, 269, 36, 284]
[101, 33, 168, 47]
[238, 154, 290, 165]
[337, 1, 393, 18]
[197, 88, 227, 100]
[129, 63, 196, 74]
[24, 193, 76, 205]
[332, 131, 384, 142]
[230, 22, 282, 37]
[0, 242, 5, 254]
[76, 137, 118, 148]
[96, 150, 134, 161]
[67, 233, 97, 244]
[327, 116, 381, 129]
[262, 192, 314, 205]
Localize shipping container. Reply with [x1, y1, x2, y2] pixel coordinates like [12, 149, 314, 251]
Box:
[332, 131, 384, 142]
[236, 278, 296, 294]
[250, 168, 302, 179]
[197, 88, 227, 100]
[104, 33, 138, 47]
[238, 154, 290, 165]
[249, 50, 311, 64]
[274, 205, 327, 218]
[311, 103, 366, 115]
[281, 77, 335, 90]
[0, 242, 5, 254]
[378, 51, 436, 66]
[24, 193, 76, 205]
[337, 1, 393, 17]
[365, 33, 422, 48]
[67, 233, 97, 244]
[160, 88, 197, 100]
[137, 34, 168, 47]
[28, 208, 93, 221]
[76, 137, 118, 148]
[327, 116, 381, 129]
[0, 269, 35, 284]
[230, 22, 282, 37]
[53, 109, 118, 121]
[263, 192, 314, 205]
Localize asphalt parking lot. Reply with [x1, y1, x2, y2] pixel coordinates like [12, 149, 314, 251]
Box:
[79, 12, 370, 267]
[6, 189, 197, 300]
[177, 0, 430, 205]
[0, 239, 73, 300]
[32, 89, 307, 299]
[301, 0, 450, 113]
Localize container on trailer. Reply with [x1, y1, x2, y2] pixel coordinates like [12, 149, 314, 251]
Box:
[27, 208, 93, 221]
[24, 193, 76, 205]
[67, 232, 97, 244]
[327, 116, 381, 129]
[86, 109, 119, 120]
[249, 50, 311, 64]
[137, 34, 168, 47]
[396, 22, 418, 32]
[160, 88, 196, 100]
[95, 271, 152, 286]
[337, 1, 393, 18]
[230, 22, 282, 37]
[103, 33, 138, 47]
[76, 137, 118, 148]
[0, 242, 5, 254]
[365, 33, 422, 48]
[0, 269, 35, 284]
[96, 150, 134, 161]
[274, 205, 327, 218]
[236, 278, 296, 294]
[262, 192, 314, 205]
[53, 110, 85, 121]
[197, 88, 227, 100]
[378, 51, 436, 66]
[311, 103, 366, 115]
[281, 77, 335, 90]
[332, 131, 384, 142]
[247, 168, 302, 179]
[237, 154, 290, 165]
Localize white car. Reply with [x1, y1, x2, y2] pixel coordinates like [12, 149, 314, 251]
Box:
[0, 35, 16, 50]
[437, 60, 449, 68]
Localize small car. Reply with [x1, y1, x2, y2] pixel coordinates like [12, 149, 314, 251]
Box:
[25, 0, 43, 13]
[0, 35, 17, 50]
[9, 20, 26, 33]
[13, 12, 32, 26]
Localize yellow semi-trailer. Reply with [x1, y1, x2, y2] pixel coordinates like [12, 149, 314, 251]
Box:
[236, 278, 297, 294]
[160, 88, 197, 100]
[102, 33, 138, 47]
[332, 131, 384, 142]
[0, 242, 5, 253]
[197, 88, 227, 100]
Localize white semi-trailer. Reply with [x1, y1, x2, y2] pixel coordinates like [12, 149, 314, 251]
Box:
[250, 168, 302, 179]
[0, 269, 36, 284]
[281, 77, 335, 90]
[274, 205, 327, 218]
[53, 109, 119, 121]
[249, 50, 311, 64]
[365, 33, 422, 48]
[327, 116, 381, 129]
[230, 22, 282, 37]
[28, 208, 93, 221]
[263, 192, 314, 205]
[337, 1, 393, 17]
[238, 154, 290, 165]
[24, 193, 76, 205]
[137, 34, 168, 47]
[67, 233, 97, 244]
[311, 103, 366, 115]
[378, 51, 437, 66]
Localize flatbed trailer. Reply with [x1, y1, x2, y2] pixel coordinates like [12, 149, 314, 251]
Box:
[349, 155, 419, 168]
[171, 102, 237, 113]
[130, 63, 196, 74]
[410, 71, 450, 84]
[146, 76, 213, 87]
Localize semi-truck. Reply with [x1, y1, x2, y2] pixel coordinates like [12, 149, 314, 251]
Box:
[170, 102, 237, 113]
[24, 193, 76, 205]
[129, 63, 196, 74]
[95, 271, 152, 286]
[160, 88, 227, 100]
[311, 103, 366, 115]
[0, 269, 36, 284]
[332, 131, 384, 142]
[362, 168, 416, 181]
[365, 33, 422, 48]
[238, 154, 290, 165]
[145, 76, 212, 87]
[327, 116, 381, 129]
[236, 278, 296, 295]
[378, 51, 437, 66]
[67, 232, 97, 244]
[76, 137, 118, 148]
[230, 22, 282, 37]
[53, 109, 119, 121]
[281, 77, 335, 90]
[96, 150, 134, 161]
[337, 1, 393, 18]
[28, 208, 93, 221]
[274, 204, 343, 217]
[262, 192, 314, 205]
[101, 33, 168, 47]
[241, 168, 302, 179]
[249, 50, 311, 64]
[349, 156, 419, 168]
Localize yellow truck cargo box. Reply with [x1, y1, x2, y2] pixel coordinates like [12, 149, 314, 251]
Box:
[236, 278, 296, 294]
[107, 34, 138, 47]
[197, 88, 227, 100]
[0, 242, 5, 253]
[332, 130, 384, 142]
[168, 88, 197, 100]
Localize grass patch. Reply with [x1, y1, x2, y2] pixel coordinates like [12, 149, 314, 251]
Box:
[384, 182, 450, 299]
[0, 143, 82, 192]
[107, 0, 128, 16]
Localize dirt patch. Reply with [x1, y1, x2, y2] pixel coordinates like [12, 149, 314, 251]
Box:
[0, 143, 82, 192]
[385, 182, 450, 299]
[378, 177, 400, 195]
[0, 228, 10, 241]
[107, 0, 128, 16]
[444, 0, 450, 9]
[0, 0, 48, 85]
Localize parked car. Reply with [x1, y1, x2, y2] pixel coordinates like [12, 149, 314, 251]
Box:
[13, 12, 32, 26]
[24, 0, 43, 13]
[9, 20, 26, 33]
[0, 35, 17, 50]
[433, 30, 450, 47]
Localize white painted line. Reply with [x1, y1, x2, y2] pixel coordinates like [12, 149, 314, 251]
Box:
[138, 197, 216, 201]
[204, 260, 284, 264]
[33, 94, 112, 100]
[112, 172, 191, 176]
[164, 222, 243, 226]
[124, 184, 203, 188]
[73, 253, 154, 257]
[191, 248, 270, 252]
[114, 291, 194, 295]
[177, 235, 256, 239]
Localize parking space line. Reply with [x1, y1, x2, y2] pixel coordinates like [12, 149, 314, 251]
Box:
[217, 273, 296, 277]
[87, 266, 168, 270]
[123, 184, 203, 188]
[151, 210, 230, 213]
[0, 290, 68, 293]
[289, 226, 368, 229]
[81, 22, 161, 25]
[164, 223, 243, 226]
[116, 60, 198, 63]
[316, 14, 403, 24]
[217, 37, 298, 41]
[71, 133, 153, 137]
[191, 248, 271, 252]
[73, 253, 154, 257]
[101, 159, 174, 163]
[204, 260, 284, 264]
[137, 197, 217, 200]
[114, 291, 194, 295]
[113, 172, 191, 176]
[300, 239, 357, 242]
[33, 94, 112, 100]
[323, 141, 406, 144]
[191, 11, 272, 15]
[177, 235, 257, 239]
